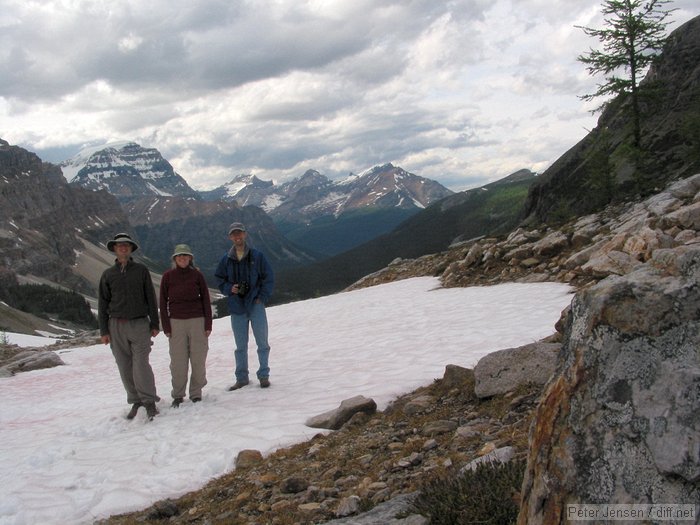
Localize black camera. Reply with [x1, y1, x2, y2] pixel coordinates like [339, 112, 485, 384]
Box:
[236, 282, 249, 297]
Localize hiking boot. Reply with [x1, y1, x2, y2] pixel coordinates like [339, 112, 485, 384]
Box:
[259, 378, 270, 388]
[145, 402, 159, 421]
[126, 402, 142, 420]
[171, 397, 184, 408]
[191, 397, 202, 403]
[227, 380, 249, 391]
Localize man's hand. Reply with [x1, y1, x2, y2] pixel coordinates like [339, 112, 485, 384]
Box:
[151, 329, 160, 338]
[101, 335, 110, 345]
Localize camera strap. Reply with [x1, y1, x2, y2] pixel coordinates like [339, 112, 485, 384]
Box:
[232, 249, 253, 284]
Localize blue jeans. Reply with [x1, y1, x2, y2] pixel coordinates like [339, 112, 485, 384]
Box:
[230, 301, 270, 382]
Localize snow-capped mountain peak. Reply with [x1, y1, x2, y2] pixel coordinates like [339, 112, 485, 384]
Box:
[59, 141, 134, 183]
[62, 142, 199, 202]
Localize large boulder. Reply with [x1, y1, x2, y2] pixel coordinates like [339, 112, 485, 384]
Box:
[305, 395, 377, 430]
[473, 342, 561, 398]
[0, 350, 64, 376]
[518, 246, 700, 524]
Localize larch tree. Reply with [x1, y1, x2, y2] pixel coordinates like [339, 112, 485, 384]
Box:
[577, 0, 676, 147]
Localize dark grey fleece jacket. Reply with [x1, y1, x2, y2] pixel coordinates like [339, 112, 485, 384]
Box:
[98, 258, 159, 336]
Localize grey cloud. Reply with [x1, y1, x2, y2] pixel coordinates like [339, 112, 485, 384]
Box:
[183, 101, 489, 181]
[1, 0, 466, 102]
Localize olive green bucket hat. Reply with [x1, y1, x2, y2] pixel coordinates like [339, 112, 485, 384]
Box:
[172, 243, 194, 259]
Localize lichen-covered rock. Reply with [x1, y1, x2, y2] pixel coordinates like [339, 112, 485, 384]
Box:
[518, 246, 700, 524]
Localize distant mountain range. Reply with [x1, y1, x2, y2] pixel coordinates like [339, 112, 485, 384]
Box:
[62, 144, 453, 257]
[200, 165, 452, 218]
[204, 165, 453, 256]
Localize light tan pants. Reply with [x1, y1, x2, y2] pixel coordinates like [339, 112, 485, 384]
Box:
[168, 317, 208, 399]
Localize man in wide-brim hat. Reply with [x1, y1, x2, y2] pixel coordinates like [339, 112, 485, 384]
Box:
[98, 233, 161, 421]
[107, 232, 139, 252]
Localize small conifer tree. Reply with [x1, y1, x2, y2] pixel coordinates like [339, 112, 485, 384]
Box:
[577, 0, 676, 147]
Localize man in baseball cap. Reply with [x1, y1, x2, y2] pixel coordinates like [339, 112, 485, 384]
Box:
[228, 222, 246, 234]
[215, 221, 274, 390]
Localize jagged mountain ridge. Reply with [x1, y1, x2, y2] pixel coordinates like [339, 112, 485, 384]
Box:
[65, 141, 453, 223]
[201, 164, 454, 221]
[65, 140, 453, 258]
[63, 141, 200, 202]
[201, 165, 453, 257]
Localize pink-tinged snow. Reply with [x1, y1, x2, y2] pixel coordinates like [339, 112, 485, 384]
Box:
[0, 277, 573, 525]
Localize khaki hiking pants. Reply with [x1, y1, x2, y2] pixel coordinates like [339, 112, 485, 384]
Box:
[169, 317, 209, 400]
[109, 317, 158, 404]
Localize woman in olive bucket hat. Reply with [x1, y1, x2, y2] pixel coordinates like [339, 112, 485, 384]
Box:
[159, 244, 213, 407]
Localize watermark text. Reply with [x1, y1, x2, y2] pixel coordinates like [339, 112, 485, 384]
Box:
[566, 504, 697, 521]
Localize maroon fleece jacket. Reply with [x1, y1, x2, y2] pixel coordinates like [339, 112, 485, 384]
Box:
[159, 266, 213, 334]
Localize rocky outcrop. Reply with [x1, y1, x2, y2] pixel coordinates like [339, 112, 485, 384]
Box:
[341, 173, 700, 524]
[518, 244, 700, 523]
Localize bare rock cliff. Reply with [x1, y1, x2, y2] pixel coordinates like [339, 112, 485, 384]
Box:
[0, 139, 131, 293]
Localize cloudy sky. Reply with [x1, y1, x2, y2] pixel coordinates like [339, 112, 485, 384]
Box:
[2, 1, 697, 192]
